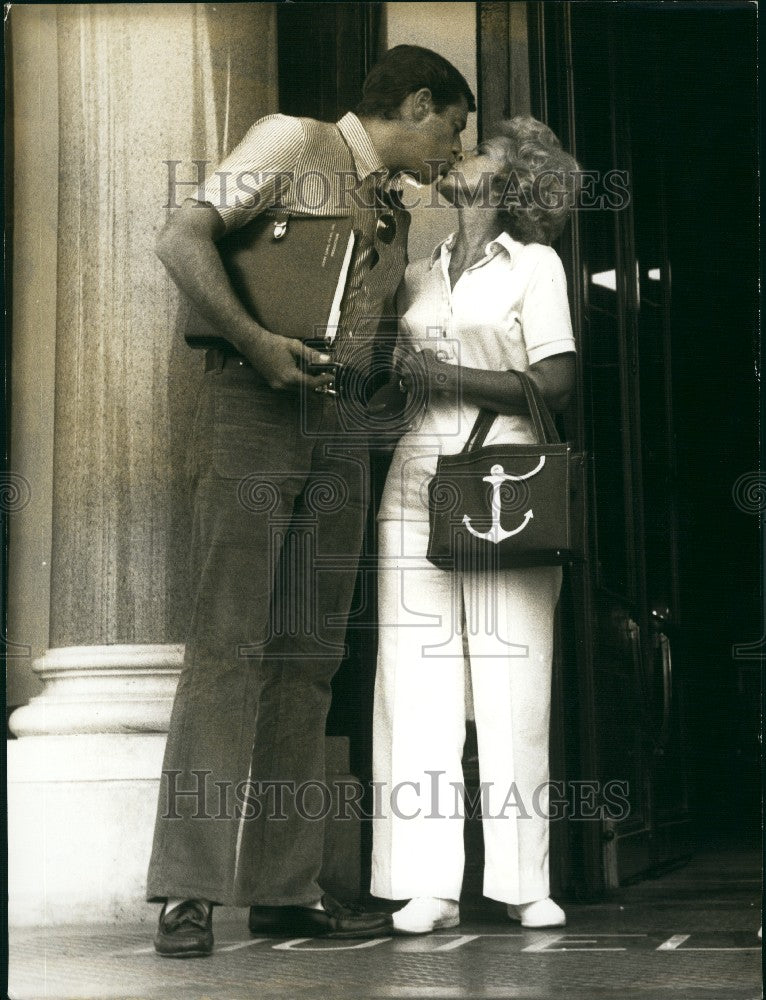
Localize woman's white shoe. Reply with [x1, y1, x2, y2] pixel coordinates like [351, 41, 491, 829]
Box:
[507, 898, 566, 928]
[392, 897, 460, 935]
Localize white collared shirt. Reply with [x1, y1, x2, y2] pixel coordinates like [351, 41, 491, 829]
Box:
[379, 231, 576, 521]
[402, 228, 575, 364]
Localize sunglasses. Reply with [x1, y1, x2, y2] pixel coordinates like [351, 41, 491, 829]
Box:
[376, 212, 397, 244]
[369, 211, 397, 270]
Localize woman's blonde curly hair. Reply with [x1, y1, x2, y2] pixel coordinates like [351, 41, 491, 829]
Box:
[486, 116, 580, 245]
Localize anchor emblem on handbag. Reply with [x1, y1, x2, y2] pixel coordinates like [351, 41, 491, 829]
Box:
[462, 457, 546, 543]
[426, 372, 587, 570]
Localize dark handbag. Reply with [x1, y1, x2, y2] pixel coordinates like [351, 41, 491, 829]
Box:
[426, 372, 587, 569]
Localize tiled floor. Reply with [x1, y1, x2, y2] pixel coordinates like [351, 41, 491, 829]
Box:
[8, 846, 762, 1000]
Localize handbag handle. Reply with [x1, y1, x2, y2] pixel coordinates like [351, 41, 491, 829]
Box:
[461, 370, 560, 454]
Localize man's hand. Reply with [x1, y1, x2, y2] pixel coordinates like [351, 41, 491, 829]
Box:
[241, 333, 336, 392]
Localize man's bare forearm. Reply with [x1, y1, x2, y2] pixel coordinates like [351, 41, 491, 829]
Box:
[156, 200, 270, 358]
[155, 200, 333, 391]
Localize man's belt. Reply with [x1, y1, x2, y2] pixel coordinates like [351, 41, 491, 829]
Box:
[204, 342, 352, 399]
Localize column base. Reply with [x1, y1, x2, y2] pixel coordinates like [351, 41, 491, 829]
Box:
[8, 734, 360, 925]
[7, 644, 184, 737]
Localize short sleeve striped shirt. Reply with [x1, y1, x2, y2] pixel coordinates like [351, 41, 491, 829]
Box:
[201, 112, 410, 364]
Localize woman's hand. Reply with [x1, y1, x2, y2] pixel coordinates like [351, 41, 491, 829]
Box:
[400, 348, 459, 407]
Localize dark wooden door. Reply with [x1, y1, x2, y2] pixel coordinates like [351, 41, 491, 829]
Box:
[277, 2, 382, 123]
[551, 3, 694, 889]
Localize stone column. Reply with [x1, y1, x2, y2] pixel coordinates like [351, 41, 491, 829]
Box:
[10, 1, 278, 737]
[8, 2, 280, 923]
[49, 1, 278, 656]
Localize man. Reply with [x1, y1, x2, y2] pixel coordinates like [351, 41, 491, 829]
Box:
[147, 44, 475, 957]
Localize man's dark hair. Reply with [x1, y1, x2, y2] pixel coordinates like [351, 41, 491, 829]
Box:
[356, 45, 476, 119]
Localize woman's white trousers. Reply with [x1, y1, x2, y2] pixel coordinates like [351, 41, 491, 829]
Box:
[371, 516, 562, 905]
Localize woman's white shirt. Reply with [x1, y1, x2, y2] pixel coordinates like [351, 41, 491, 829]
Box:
[379, 229, 576, 522]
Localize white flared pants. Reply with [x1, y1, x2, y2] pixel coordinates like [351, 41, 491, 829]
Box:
[371, 515, 562, 905]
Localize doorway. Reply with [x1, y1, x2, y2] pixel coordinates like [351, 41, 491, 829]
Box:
[536, 2, 760, 893]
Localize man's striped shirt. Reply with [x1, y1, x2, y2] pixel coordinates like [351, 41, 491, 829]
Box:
[201, 111, 409, 364]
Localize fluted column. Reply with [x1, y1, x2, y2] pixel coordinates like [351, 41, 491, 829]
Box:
[9, 2, 277, 736]
[50, 1, 277, 650]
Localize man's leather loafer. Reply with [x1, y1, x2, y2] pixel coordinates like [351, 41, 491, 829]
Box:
[154, 899, 213, 957]
[249, 893, 393, 939]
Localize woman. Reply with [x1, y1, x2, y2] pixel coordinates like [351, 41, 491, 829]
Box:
[371, 116, 579, 935]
